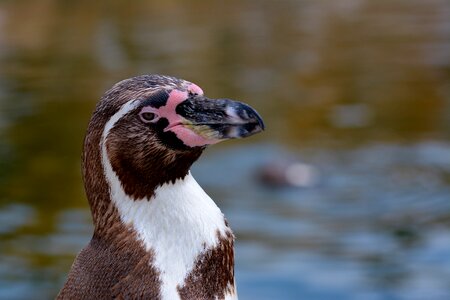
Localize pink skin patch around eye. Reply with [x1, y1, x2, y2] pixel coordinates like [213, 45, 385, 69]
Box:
[143, 84, 219, 147]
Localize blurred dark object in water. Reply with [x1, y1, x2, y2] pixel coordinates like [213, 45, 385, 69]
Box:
[392, 225, 421, 247]
[257, 158, 319, 188]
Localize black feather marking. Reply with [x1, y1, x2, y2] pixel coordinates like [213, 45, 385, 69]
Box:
[142, 90, 169, 108]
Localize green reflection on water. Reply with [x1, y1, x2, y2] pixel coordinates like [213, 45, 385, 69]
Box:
[0, 0, 449, 298]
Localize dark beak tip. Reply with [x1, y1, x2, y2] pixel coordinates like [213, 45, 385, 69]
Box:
[235, 103, 265, 136]
[248, 107, 265, 132]
[256, 114, 265, 131]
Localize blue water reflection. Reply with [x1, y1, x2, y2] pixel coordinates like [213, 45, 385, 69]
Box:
[193, 143, 450, 299]
[0, 0, 450, 299]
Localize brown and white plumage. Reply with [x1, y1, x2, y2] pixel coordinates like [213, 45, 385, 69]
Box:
[58, 75, 264, 300]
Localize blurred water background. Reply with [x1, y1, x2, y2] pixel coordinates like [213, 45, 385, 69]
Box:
[0, 1, 450, 299]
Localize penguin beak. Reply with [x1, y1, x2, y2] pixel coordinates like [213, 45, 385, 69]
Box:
[175, 95, 265, 141]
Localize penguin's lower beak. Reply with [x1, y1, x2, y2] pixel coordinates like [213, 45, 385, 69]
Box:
[175, 95, 265, 141]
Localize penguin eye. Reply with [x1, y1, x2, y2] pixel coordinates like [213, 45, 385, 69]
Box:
[140, 112, 157, 123]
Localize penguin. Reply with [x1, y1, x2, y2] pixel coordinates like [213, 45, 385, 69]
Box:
[57, 74, 264, 300]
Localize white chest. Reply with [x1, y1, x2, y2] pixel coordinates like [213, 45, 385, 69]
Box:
[108, 172, 230, 299]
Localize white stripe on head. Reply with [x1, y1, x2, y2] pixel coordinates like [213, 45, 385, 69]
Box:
[100, 100, 230, 300]
[102, 100, 140, 139]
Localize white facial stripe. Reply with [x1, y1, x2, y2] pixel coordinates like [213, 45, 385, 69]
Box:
[102, 100, 140, 140]
[100, 101, 231, 300]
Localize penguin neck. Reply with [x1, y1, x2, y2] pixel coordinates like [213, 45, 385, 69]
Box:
[105, 168, 230, 253]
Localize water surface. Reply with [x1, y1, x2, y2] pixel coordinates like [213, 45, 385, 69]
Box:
[0, 1, 449, 299]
